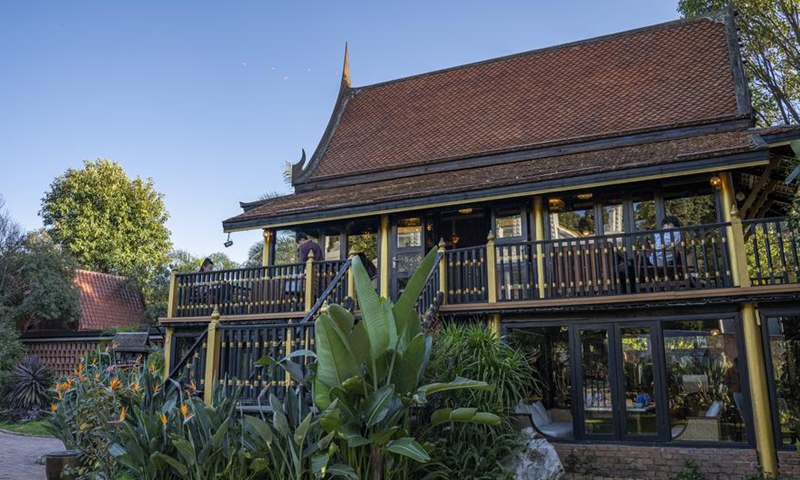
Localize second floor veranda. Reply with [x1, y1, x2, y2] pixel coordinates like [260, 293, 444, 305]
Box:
[163, 175, 800, 322]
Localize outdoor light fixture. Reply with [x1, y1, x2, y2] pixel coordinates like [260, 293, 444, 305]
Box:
[709, 175, 723, 190]
[458, 208, 474, 215]
[576, 193, 593, 201]
[548, 197, 566, 212]
[224, 233, 233, 248]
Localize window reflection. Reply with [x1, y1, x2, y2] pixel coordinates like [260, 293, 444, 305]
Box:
[766, 315, 800, 446]
[551, 208, 595, 238]
[663, 319, 746, 442]
[496, 213, 523, 239]
[397, 218, 422, 248]
[664, 193, 717, 227]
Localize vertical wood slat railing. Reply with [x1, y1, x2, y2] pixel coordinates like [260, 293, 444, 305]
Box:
[415, 250, 445, 317]
[217, 321, 316, 403]
[742, 217, 800, 286]
[168, 330, 208, 392]
[445, 246, 488, 304]
[174, 263, 308, 317]
[314, 260, 349, 307]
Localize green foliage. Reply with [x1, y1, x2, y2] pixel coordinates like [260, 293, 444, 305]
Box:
[312, 249, 500, 479]
[8, 356, 52, 411]
[0, 317, 24, 405]
[665, 460, 706, 480]
[1, 231, 81, 331]
[170, 250, 240, 273]
[40, 158, 172, 283]
[0, 419, 53, 436]
[677, 0, 800, 125]
[411, 430, 521, 480]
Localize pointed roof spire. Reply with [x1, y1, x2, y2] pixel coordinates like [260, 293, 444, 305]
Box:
[341, 42, 351, 89]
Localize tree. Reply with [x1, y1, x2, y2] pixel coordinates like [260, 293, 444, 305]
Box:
[0, 198, 25, 403]
[2, 231, 81, 332]
[40, 159, 172, 279]
[678, 0, 800, 125]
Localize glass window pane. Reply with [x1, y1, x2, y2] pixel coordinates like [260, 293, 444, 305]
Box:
[551, 208, 595, 239]
[496, 213, 523, 239]
[633, 200, 656, 232]
[397, 218, 422, 248]
[324, 235, 341, 261]
[509, 326, 573, 439]
[663, 319, 746, 442]
[581, 328, 614, 434]
[621, 327, 658, 436]
[766, 315, 800, 447]
[665, 194, 717, 227]
[602, 203, 625, 236]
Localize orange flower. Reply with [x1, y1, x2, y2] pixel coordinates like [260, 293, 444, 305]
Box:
[188, 381, 197, 392]
[152, 383, 162, 394]
[160, 413, 167, 426]
[130, 381, 141, 392]
[180, 403, 189, 419]
[116, 407, 128, 423]
[92, 357, 98, 365]
[109, 377, 122, 391]
[50, 404, 58, 413]
[73, 363, 84, 376]
[148, 363, 157, 374]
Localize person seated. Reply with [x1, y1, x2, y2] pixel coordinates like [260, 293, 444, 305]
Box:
[650, 216, 682, 268]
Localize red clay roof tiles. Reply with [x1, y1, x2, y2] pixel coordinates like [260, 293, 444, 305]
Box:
[73, 270, 143, 331]
[301, 17, 742, 183]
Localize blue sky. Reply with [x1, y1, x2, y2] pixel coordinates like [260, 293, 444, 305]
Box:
[0, 1, 679, 263]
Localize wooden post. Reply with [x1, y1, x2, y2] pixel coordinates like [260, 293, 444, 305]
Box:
[284, 319, 293, 387]
[304, 250, 315, 311]
[203, 307, 222, 405]
[167, 269, 179, 318]
[486, 231, 497, 304]
[730, 206, 752, 288]
[162, 326, 174, 380]
[489, 314, 502, 336]
[438, 238, 447, 305]
[741, 303, 778, 475]
[347, 248, 357, 301]
[718, 172, 749, 288]
[262, 229, 273, 266]
[533, 196, 546, 298]
[379, 214, 390, 298]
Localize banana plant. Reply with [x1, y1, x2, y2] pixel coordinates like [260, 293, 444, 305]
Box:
[313, 248, 502, 479]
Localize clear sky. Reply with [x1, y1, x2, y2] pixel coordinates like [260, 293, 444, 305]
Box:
[0, 0, 679, 264]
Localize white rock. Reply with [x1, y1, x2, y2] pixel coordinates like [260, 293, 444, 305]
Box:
[504, 428, 565, 480]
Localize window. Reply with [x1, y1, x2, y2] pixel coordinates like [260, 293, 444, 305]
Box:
[664, 193, 718, 227]
[397, 218, 422, 248]
[496, 213, 523, 239]
[764, 315, 800, 447]
[633, 197, 657, 232]
[550, 201, 595, 239]
[324, 235, 341, 261]
[663, 319, 746, 443]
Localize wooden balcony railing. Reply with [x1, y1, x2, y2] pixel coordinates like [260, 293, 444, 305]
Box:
[743, 217, 800, 286]
[445, 246, 488, 304]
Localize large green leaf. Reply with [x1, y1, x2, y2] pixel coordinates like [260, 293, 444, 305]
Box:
[243, 415, 274, 445]
[314, 314, 360, 408]
[363, 384, 395, 427]
[386, 437, 430, 463]
[152, 451, 190, 476]
[352, 255, 390, 358]
[415, 377, 493, 402]
[430, 407, 502, 427]
[393, 248, 438, 344]
[392, 333, 427, 395]
[329, 304, 355, 332]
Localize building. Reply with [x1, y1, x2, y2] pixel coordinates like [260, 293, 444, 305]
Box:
[160, 9, 800, 478]
[23, 269, 146, 376]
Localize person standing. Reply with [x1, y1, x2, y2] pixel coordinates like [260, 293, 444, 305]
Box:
[297, 232, 323, 262]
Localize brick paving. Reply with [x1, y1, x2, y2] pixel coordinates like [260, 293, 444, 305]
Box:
[0, 430, 64, 480]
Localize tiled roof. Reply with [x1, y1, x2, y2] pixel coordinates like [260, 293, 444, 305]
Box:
[226, 129, 761, 228]
[73, 270, 143, 331]
[299, 16, 744, 183]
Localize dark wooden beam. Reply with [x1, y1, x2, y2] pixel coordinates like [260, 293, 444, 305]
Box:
[740, 159, 777, 217]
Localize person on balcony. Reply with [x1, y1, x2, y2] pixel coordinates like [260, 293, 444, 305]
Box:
[297, 232, 323, 262]
[650, 216, 682, 267]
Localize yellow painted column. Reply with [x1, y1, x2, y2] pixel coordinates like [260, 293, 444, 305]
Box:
[347, 248, 357, 301]
[489, 314, 502, 336]
[741, 303, 778, 475]
[379, 214, 390, 298]
[167, 269, 179, 318]
[304, 250, 315, 311]
[719, 172, 749, 288]
[533, 196, 546, 298]
[486, 231, 498, 303]
[203, 308, 222, 405]
[438, 238, 447, 305]
[162, 326, 174, 380]
[262, 229, 273, 266]
[284, 320, 294, 387]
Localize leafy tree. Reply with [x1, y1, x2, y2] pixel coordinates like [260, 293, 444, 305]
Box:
[678, 0, 800, 125]
[40, 158, 172, 280]
[2, 231, 81, 332]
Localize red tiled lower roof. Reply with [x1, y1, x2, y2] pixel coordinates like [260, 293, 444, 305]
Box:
[300, 16, 744, 183]
[225, 129, 761, 229]
[73, 270, 143, 331]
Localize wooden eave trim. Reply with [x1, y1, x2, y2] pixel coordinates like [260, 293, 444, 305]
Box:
[437, 284, 800, 313]
[223, 149, 769, 232]
[759, 130, 800, 147]
[158, 311, 306, 326]
[295, 118, 754, 192]
[723, 2, 754, 118]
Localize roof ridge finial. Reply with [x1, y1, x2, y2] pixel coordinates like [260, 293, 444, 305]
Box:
[341, 42, 351, 89]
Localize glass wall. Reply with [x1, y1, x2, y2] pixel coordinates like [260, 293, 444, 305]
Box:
[662, 319, 746, 442]
[764, 315, 800, 447]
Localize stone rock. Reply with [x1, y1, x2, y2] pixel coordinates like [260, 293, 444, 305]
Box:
[504, 428, 565, 480]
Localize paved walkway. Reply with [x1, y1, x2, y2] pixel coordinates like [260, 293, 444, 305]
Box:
[0, 430, 64, 480]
